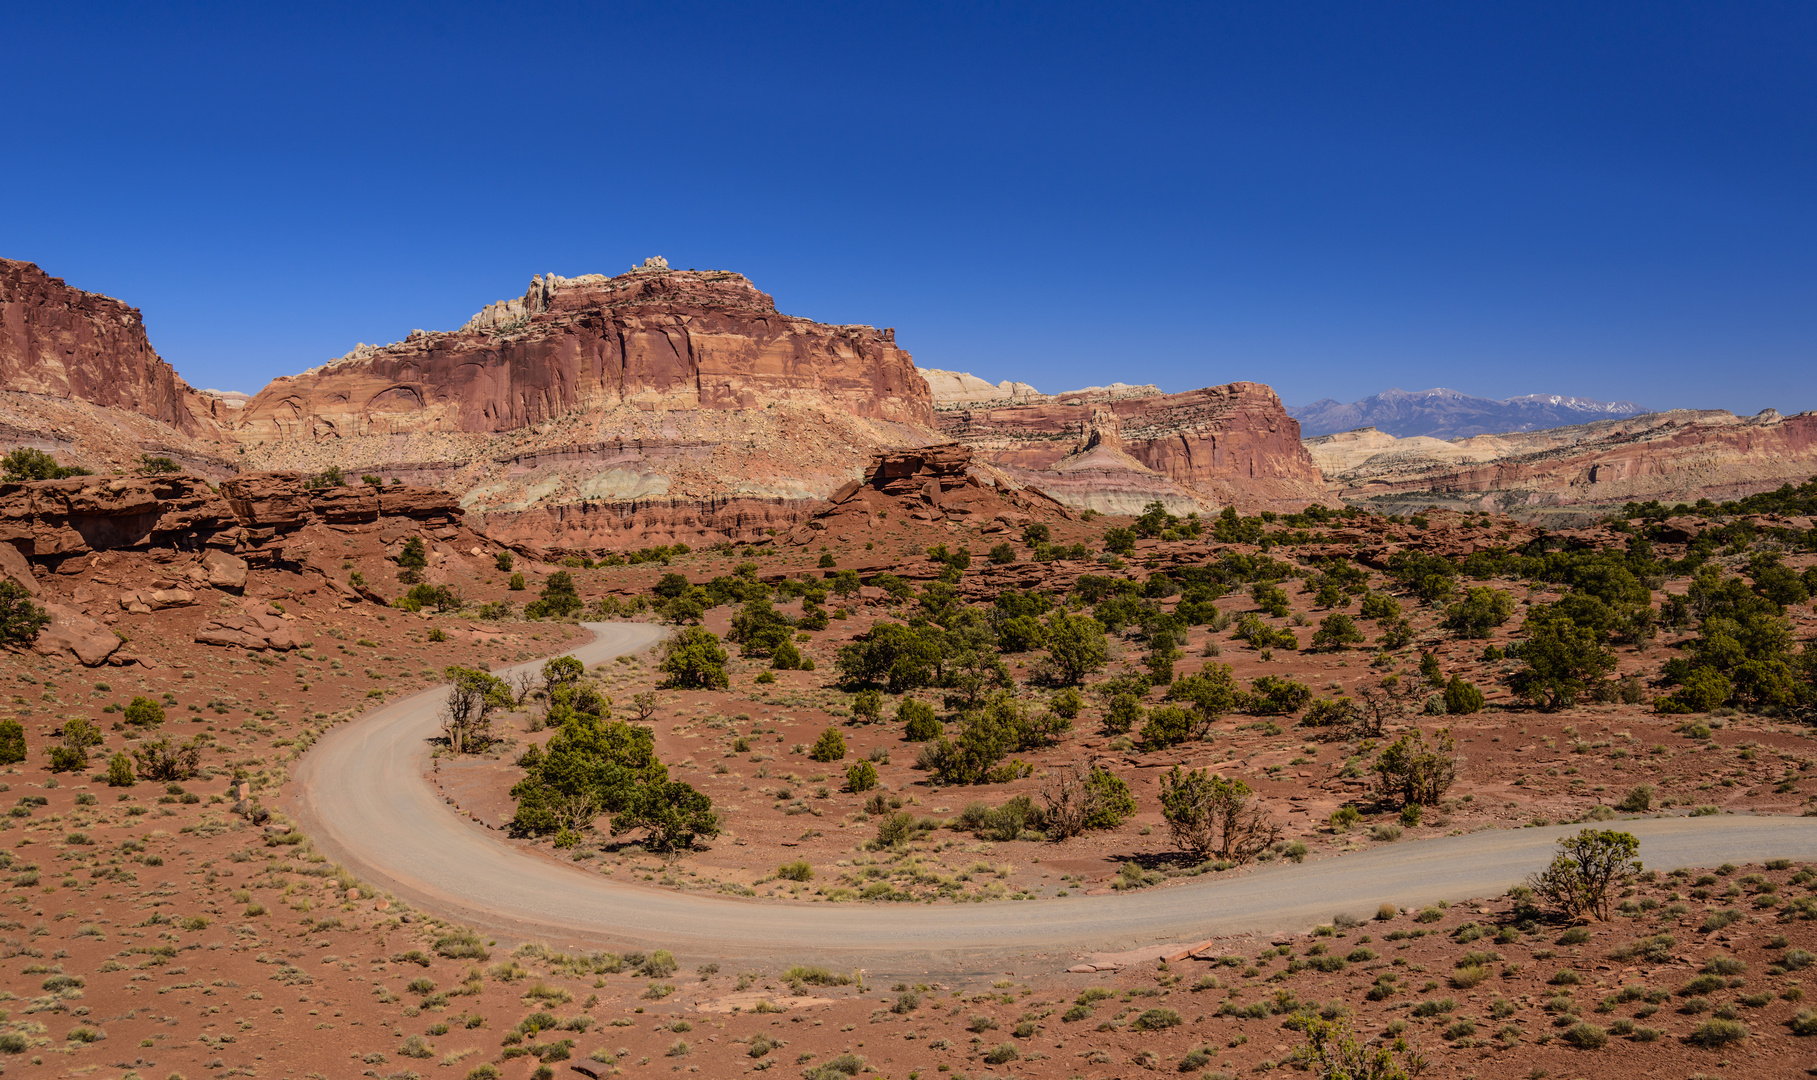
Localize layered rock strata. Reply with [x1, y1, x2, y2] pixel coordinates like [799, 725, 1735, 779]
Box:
[0, 259, 224, 436]
[1311, 409, 1817, 524]
[232, 266, 938, 548]
[937, 382, 1326, 513]
[1, 471, 485, 662]
[1, 472, 460, 564]
[236, 267, 930, 438]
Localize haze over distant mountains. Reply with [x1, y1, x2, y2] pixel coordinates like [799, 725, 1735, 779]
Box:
[1288, 387, 1646, 439]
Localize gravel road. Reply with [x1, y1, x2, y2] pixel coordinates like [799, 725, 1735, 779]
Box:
[288, 622, 1817, 970]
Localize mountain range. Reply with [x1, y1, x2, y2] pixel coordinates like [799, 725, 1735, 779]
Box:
[1289, 387, 1646, 439]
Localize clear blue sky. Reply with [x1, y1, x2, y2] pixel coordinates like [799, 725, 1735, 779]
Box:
[5, 2, 1813, 413]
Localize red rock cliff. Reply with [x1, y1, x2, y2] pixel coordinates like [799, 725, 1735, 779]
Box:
[234, 265, 932, 438]
[938, 381, 1327, 509]
[0, 258, 220, 436]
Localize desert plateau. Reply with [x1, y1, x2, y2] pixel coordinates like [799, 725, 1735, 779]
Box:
[0, 242, 1811, 1080]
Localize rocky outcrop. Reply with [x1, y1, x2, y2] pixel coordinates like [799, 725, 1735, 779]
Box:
[217, 473, 462, 530]
[0, 472, 464, 573]
[919, 368, 1042, 406]
[781, 443, 1073, 546]
[939, 382, 1327, 513]
[0, 474, 236, 557]
[236, 267, 931, 438]
[0, 258, 223, 436]
[194, 609, 297, 651]
[0, 541, 38, 595]
[1320, 409, 1817, 523]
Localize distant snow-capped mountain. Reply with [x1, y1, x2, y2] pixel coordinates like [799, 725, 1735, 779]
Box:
[1288, 388, 1646, 439]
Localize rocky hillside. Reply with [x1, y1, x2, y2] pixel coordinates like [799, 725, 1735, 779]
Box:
[1312, 407, 1817, 524]
[1291, 386, 1645, 438]
[937, 381, 1327, 514]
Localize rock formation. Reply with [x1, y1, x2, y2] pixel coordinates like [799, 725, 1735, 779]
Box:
[0, 471, 463, 563]
[237, 267, 930, 438]
[780, 443, 1073, 547]
[919, 368, 1042, 406]
[938, 382, 1327, 513]
[1312, 408, 1817, 524]
[228, 265, 940, 549]
[0, 258, 224, 436]
[0, 471, 490, 662]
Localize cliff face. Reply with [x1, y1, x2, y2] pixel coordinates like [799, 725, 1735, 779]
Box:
[0, 259, 221, 436]
[1318, 409, 1817, 524]
[229, 265, 940, 549]
[236, 267, 931, 439]
[938, 381, 1328, 512]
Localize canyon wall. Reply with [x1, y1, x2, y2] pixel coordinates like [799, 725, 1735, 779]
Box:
[0, 259, 223, 437]
[937, 381, 1328, 513]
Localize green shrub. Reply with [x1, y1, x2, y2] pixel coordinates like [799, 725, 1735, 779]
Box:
[434, 930, 490, 961]
[1131, 1007, 1182, 1031]
[777, 861, 813, 882]
[899, 698, 940, 741]
[123, 695, 166, 727]
[1685, 1018, 1748, 1047]
[808, 728, 847, 762]
[0, 719, 24, 766]
[845, 760, 878, 793]
[1562, 1021, 1607, 1049]
[1443, 676, 1484, 715]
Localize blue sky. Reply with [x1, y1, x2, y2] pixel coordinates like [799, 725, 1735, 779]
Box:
[5, 2, 1813, 413]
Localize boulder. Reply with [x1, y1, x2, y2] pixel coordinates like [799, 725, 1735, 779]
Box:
[30, 602, 122, 666]
[194, 612, 298, 650]
[0, 542, 37, 596]
[201, 550, 249, 590]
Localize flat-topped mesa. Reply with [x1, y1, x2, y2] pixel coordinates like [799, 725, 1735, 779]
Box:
[0, 258, 223, 436]
[235, 263, 931, 439]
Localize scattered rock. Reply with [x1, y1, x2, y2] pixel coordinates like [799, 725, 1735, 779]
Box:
[201, 549, 249, 589]
[194, 611, 298, 650]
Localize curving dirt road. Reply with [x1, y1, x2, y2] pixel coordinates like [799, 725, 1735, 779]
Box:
[290, 622, 1817, 969]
